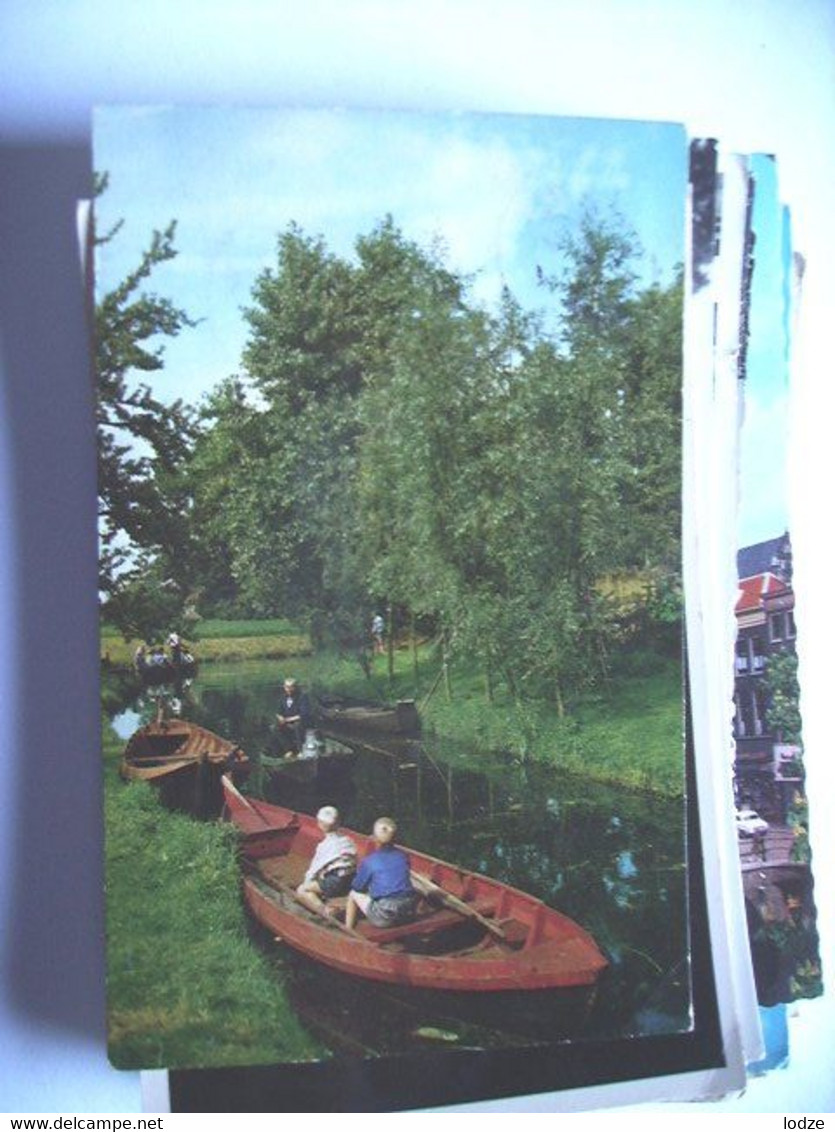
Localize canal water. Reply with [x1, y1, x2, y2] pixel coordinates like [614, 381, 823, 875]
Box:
[110, 660, 691, 1056]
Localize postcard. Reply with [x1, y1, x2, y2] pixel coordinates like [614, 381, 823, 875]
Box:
[93, 107, 747, 1110]
[730, 156, 823, 1030]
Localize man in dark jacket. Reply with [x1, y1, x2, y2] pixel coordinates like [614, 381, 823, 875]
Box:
[276, 677, 314, 755]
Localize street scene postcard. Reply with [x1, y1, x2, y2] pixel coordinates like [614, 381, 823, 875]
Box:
[95, 107, 695, 1082]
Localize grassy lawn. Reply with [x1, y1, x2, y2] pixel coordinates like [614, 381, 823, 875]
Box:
[102, 725, 324, 1069]
[187, 618, 301, 639]
[101, 618, 301, 640]
[101, 619, 310, 667]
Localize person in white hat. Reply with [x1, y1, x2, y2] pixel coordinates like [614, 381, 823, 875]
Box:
[295, 805, 357, 917]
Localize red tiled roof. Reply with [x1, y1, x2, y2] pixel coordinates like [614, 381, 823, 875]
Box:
[736, 571, 789, 614]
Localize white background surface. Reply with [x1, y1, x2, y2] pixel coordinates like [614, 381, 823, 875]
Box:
[1, 0, 833, 1115]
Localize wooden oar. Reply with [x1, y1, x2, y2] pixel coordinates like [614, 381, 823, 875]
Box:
[410, 872, 508, 942]
[221, 772, 262, 814]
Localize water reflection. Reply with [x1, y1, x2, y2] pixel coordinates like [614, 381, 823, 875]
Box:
[108, 665, 691, 1048]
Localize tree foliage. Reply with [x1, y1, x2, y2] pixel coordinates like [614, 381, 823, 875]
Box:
[763, 650, 803, 744]
[95, 173, 198, 637]
[100, 198, 683, 708]
[183, 209, 682, 707]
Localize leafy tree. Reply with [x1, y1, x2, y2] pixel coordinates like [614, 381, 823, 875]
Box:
[196, 206, 682, 716]
[235, 226, 363, 624]
[539, 209, 683, 651]
[103, 558, 185, 645]
[615, 274, 683, 572]
[242, 223, 362, 410]
[95, 173, 197, 632]
[540, 205, 639, 360]
[763, 649, 803, 744]
[185, 378, 281, 617]
[234, 218, 475, 645]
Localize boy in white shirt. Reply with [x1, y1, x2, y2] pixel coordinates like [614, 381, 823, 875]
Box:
[295, 805, 357, 917]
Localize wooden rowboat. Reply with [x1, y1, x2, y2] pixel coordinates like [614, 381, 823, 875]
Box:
[221, 776, 608, 995]
[122, 718, 247, 782]
[317, 698, 421, 736]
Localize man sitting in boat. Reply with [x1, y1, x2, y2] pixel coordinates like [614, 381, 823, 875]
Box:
[345, 817, 420, 930]
[276, 677, 314, 756]
[295, 805, 357, 917]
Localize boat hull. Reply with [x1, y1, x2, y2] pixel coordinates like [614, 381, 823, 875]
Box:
[222, 778, 608, 996]
[278, 944, 601, 1050]
[318, 698, 421, 736]
[260, 737, 357, 783]
[122, 720, 249, 814]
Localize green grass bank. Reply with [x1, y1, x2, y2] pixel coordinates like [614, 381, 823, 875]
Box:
[102, 724, 324, 1069]
[305, 640, 685, 798]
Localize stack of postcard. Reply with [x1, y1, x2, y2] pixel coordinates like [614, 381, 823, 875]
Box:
[90, 107, 821, 1112]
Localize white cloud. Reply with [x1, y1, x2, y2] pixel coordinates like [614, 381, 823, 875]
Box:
[95, 108, 683, 404]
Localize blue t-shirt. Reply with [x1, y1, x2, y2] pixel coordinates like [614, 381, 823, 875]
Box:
[352, 846, 414, 900]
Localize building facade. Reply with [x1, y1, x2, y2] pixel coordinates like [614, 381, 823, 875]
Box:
[733, 532, 800, 822]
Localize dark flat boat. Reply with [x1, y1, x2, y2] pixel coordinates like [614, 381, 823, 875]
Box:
[318, 698, 421, 736]
[260, 735, 358, 782]
[221, 776, 608, 996]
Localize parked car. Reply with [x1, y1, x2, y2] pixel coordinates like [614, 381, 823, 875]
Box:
[735, 808, 769, 837]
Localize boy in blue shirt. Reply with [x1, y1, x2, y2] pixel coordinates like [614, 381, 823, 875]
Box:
[345, 816, 419, 929]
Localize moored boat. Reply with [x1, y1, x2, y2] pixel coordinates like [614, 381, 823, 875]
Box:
[260, 734, 358, 783]
[221, 776, 608, 997]
[122, 718, 249, 813]
[317, 697, 421, 736]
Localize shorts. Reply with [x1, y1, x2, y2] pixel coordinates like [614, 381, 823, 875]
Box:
[367, 892, 420, 927]
[319, 868, 356, 899]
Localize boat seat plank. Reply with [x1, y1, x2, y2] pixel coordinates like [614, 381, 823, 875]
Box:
[358, 898, 497, 944]
[240, 818, 299, 840]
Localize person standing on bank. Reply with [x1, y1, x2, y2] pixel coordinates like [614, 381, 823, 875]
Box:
[345, 816, 419, 930]
[371, 612, 385, 655]
[276, 677, 314, 756]
[296, 806, 357, 918]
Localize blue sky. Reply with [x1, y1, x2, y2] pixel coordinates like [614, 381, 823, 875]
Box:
[737, 154, 791, 548]
[94, 107, 687, 408]
[93, 108, 790, 550]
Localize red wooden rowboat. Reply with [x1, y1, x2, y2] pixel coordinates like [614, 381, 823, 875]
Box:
[221, 776, 608, 995]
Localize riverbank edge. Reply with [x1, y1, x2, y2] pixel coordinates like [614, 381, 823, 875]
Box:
[102, 722, 329, 1070]
[102, 632, 685, 799]
[303, 650, 686, 801]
